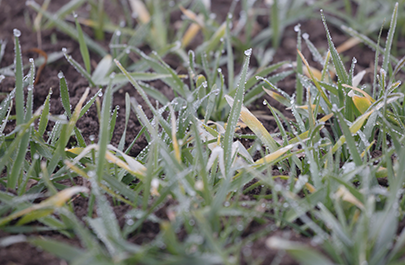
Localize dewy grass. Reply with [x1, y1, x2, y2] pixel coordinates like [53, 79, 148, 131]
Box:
[1, 1, 405, 264]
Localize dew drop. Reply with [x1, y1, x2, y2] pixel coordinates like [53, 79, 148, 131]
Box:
[302, 33, 309, 40]
[62, 47, 67, 53]
[224, 201, 230, 207]
[29, 58, 34, 63]
[263, 100, 267, 105]
[244, 48, 252, 56]
[294, 24, 301, 32]
[89, 135, 95, 141]
[13, 29, 21, 37]
[109, 72, 116, 79]
[116, 30, 121, 36]
[73, 12, 78, 18]
[98, 92, 103, 97]
[58, 72, 64, 79]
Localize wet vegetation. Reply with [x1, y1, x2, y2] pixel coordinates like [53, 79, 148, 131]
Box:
[1, 0, 405, 264]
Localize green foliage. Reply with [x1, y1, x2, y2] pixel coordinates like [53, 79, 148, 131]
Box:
[1, 2, 405, 265]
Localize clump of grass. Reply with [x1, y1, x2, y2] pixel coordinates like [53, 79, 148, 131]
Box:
[1, 1, 405, 265]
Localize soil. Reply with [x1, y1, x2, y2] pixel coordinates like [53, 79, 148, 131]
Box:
[0, 0, 403, 265]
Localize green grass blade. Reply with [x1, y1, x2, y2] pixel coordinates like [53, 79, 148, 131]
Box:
[74, 14, 91, 74]
[224, 49, 251, 173]
[25, 59, 35, 121]
[382, 3, 398, 73]
[79, 89, 102, 119]
[118, 94, 130, 151]
[0, 90, 13, 123]
[97, 72, 179, 85]
[58, 72, 72, 117]
[29, 238, 85, 261]
[96, 76, 113, 182]
[47, 88, 89, 175]
[296, 24, 303, 105]
[0, 97, 12, 134]
[8, 130, 31, 190]
[245, 61, 288, 92]
[63, 49, 96, 87]
[151, 0, 167, 48]
[8, 32, 31, 190]
[13, 29, 24, 126]
[226, 13, 234, 91]
[334, 110, 363, 166]
[95, 0, 105, 40]
[321, 11, 348, 84]
[303, 33, 324, 66]
[190, 114, 212, 204]
[4, 112, 41, 189]
[0, 40, 7, 64]
[271, 0, 280, 48]
[109, 105, 118, 142]
[73, 127, 86, 147]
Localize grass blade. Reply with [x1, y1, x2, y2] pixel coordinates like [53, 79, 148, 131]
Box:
[29, 238, 85, 261]
[63, 49, 96, 87]
[382, 3, 398, 73]
[226, 13, 234, 91]
[74, 13, 91, 74]
[96, 76, 113, 182]
[321, 11, 348, 84]
[38, 88, 52, 136]
[58, 72, 72, 117]
[13, 29, 24, 126]
[223, 49, 252, 174]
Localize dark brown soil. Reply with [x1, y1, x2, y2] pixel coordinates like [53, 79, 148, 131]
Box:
[0, 0, 400, 264]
